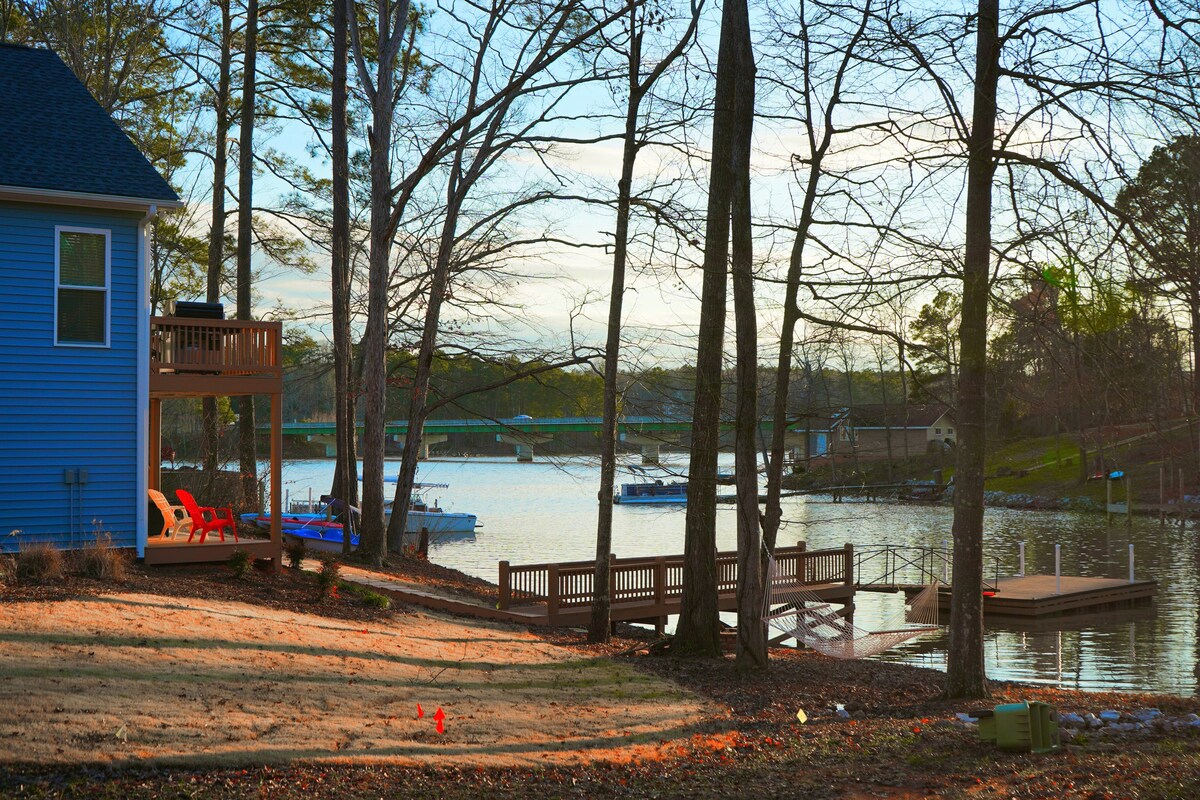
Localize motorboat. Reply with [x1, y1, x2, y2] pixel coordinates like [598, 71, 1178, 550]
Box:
[243, 481, 479, 552]
[381, 481, 479, 535]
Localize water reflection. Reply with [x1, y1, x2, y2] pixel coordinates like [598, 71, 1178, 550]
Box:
[278, 456, 1198, 696]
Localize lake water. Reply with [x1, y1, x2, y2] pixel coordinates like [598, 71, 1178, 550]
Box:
[278, 455, 1200, 697]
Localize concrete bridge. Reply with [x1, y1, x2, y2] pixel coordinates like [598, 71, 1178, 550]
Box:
[268, 415, 807, 463]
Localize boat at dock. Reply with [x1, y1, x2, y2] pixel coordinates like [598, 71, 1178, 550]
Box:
[243, 482, 479, 552]
[613, 480, 688, 504]
[382, 481, 479, 534]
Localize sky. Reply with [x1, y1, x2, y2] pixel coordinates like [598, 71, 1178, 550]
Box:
[167, 0, 1184, 369]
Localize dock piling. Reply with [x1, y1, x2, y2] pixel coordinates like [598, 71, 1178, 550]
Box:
[1018, 541, 1025, 577]
[1055, 544, 1061, 595]
[1160, 465, 1165, 524]
[1129, 543, 1135, 583]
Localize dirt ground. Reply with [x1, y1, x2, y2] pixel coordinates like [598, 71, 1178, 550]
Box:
[5, 561, 1200, 798]
[0, 592, 711, 768]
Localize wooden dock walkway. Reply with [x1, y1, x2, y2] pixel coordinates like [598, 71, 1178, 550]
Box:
[498, 544, 856, 629]
[335, 546, 857, 630]
[336, 544, 1153, 631]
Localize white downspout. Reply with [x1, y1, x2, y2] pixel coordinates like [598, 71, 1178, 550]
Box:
[135, 205, 157, 558]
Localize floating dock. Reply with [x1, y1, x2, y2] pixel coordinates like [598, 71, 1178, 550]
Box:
[903, 574, 1157, 618]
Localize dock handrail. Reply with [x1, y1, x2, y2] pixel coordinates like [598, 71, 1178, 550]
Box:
[854, 544, 1000, 593]
[498, 544, 852, 610]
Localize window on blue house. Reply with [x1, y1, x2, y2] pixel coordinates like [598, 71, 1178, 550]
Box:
[56, 228, 109, 346]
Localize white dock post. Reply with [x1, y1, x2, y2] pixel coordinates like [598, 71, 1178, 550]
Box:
[1055, 544, 1061, 594]
[308, 487, 313, 512]
[285, 488, 290, 513]
[1018, 541, 1025, 577]
[1129, 543, 1135, 583]
[942, 539, 949, 583]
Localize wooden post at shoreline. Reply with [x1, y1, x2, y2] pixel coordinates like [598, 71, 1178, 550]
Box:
[498, 560, 511, 609]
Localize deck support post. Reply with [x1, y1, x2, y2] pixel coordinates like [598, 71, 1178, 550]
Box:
[499, 560, 511, 609]
[1125, 474, 1133, 530]
[547, 563, 560, 623]
[270, 390, 282, 574]
[843, 542, 854, 587]
[148, 397, 162, 491]
[653, 556, 666, 612]
[1160, 466, 1165, 524]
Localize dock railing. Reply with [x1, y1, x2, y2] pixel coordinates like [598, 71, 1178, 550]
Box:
[498, 544, 852, 611]
[854, 544, 1000, 592]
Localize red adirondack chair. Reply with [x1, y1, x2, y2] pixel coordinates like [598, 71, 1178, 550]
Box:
[175, 489, 238, 544]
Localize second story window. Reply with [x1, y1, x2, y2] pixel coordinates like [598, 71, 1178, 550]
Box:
[55, 227, 110, 347]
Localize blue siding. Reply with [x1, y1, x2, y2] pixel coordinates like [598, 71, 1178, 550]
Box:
[0, 200, 141, 551]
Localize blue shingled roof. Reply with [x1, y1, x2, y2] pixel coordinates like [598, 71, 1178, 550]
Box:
[0, 43, 180, 204]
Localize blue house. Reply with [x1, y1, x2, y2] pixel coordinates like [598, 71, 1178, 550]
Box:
[0, 43, 181, 556]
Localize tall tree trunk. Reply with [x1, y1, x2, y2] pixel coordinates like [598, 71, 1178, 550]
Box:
[331, 0, 358, 552]
[384, 203, 461, 553]
[674, 0, 741, 658]
[384, 5, 482, 553]
[588, 14, 642, 645]
[202, 0, 232, 476]
[899, 337, 910, 463]
[844, 361, 859, 475]
[728, 0, 763, 669]
[358, 0, 406, 565]
[1190, 290, 1200, 420]
[235, 0, 259, 509]
[761, 0, 870, 553]
[880, 348, 893, 480]
[944, 0, 998, 701]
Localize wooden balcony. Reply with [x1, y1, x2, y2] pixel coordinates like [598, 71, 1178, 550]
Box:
[149, 316, 283, 398]
[147, 315, 284, 570]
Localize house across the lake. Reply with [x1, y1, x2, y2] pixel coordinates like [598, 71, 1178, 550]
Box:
[792, 404, 955, 463]
[1, 43, 285, 566]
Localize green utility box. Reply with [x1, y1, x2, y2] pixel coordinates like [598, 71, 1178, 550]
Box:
[975, 701, 1060, 753]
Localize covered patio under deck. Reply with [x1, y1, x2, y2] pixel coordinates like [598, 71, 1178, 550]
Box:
[145, 316, 283, 569]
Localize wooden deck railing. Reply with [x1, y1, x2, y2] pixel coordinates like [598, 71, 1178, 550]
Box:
[498, 544, 853, 611]
[150, 317, 283, 378]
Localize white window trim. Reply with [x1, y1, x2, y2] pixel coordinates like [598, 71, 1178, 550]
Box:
[54, 225, 111, 348]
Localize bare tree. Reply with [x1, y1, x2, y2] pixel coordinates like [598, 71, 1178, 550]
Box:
[234, 0, 259, 508]
[759, 0, 879, 556]
[203, 0, 233, 475]
[588, 0, 702, 644]
[330, 0, 358, 542]
[943, 0, 998, 700]
[382, 0, 645, 557]
[673, 0, 745, 659]
[348, 0, 413, 562]
[728, 0, 763, 669]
